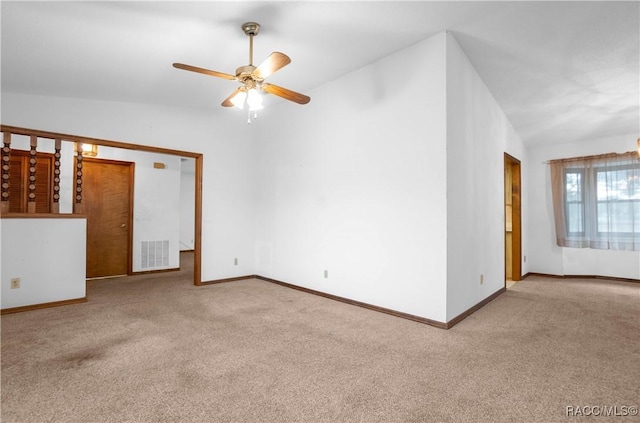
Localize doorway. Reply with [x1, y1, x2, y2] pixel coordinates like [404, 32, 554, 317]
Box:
[179, 157, 196, 253]
[77, 158, 134, 278]
[504, 153, 521, 287]
[1, 125, 203, 286]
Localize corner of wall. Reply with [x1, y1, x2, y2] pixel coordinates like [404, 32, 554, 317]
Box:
[444, 30, 527, 321]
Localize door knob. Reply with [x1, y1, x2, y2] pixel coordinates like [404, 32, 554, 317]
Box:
[120, 223, 126, 228]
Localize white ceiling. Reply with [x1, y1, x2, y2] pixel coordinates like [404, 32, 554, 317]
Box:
[2, 1, 638, 147]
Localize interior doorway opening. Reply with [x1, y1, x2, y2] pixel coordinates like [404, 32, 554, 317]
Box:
[504, 153, 521, 288]
[179, 157, 196, 254]
[0, 125, 203, 286]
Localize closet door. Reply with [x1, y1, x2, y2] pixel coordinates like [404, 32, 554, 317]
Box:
[79, 158, 134, 278]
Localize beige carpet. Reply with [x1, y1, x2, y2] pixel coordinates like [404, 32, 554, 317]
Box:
[2, 254, 639, 422]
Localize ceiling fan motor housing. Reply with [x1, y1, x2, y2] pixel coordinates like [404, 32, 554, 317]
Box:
[235, 65, 261, 82]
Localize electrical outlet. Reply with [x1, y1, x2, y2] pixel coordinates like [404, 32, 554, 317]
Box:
[234, 258, 238, 266]
[480, 274, 484, 285]
[524, 255, 527, 263]
[324, 270, 328, 279]
[11, 278, 20, 289]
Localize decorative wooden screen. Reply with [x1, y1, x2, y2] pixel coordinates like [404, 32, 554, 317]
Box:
[75, 143, 83, 207]
[1, 133, 10, 213]
[52, 139, 62, 213]
[27, 136, 38, 213]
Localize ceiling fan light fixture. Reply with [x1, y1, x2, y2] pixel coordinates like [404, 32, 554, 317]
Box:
[247, 88, 263, 111]
[173, 21, 310, 121]
[230, 90, 247, 109]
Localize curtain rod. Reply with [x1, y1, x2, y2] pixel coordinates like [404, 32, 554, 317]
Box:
[545, 151, 637, 165]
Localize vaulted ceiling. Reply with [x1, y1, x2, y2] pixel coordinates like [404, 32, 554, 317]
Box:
[2, 1, 638, 147]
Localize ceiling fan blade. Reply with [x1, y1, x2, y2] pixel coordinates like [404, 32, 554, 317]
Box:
[262, 83, 310, 105]
[173, 63, 237, 81]
[221, 88, 242, 107]
[252, 52, 291, 79]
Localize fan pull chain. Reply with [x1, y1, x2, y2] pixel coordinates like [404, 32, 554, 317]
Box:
[246, 109, 259, 124]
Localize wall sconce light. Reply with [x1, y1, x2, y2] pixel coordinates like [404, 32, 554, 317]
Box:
[75, 142, 98, 157]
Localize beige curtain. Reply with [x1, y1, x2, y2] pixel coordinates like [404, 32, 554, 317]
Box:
[550, 152, 640, 251]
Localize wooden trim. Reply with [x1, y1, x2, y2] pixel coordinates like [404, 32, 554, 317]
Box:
[255, 276, 449, 329]
[445, 288, 506, 329]
[1, 297, 87, 314]
[525, 272, 640, 283]
[523, 272, 564, 279]
[131, 268, 180, 276]
[200, 275, 257, 285]
[198, 274, 508, 329]
[504, 153, 522, 282]
[74, 145, 84, 214]
[593, 275, 640, 283]
[52, 139, 62, 213]
[27, 136, 38, 213]
[127, 162, 134, 275]
[548, 151, 637, 165]
[193, 155, 203, 286]
[1, 132, 11, 213]
[0, 125, 201, 158]
[1, 213, 86, 219]
[79, 157, 134, 167]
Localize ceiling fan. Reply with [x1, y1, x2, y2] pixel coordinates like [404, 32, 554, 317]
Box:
[173, 22, 310, 119]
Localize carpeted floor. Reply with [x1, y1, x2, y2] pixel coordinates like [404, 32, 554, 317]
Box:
[2, 253, 639, 422]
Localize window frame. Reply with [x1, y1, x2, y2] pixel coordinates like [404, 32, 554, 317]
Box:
[593, 163, 640, 238]
[563, 167, 586, 238]
[563, 161, 640, 241]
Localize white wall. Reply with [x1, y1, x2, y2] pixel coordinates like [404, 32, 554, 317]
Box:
[1, 30, 540, 323]
[1, 218, 86, 309]
[1, 92, 257, 280]
[445, 32, 528, 321]
[179, 159, 196, 251]
[256, 33, 449, 322]
[527, 133, 640, 278]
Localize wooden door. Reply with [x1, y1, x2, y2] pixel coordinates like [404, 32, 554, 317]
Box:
[77, 158, 134, 278]
[504, 153, 521, 283]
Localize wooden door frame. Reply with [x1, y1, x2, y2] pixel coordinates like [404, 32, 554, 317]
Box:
[1, 125, 203, 286]
[504, 153, 522, 283]
[75, 157, 135, 276]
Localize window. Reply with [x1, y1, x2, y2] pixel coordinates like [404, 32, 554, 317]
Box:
[550, 152, 640, 251]
[595, 164, 640, 235]
[564, 169, 584, 236]
[8, 150, 53, 213]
